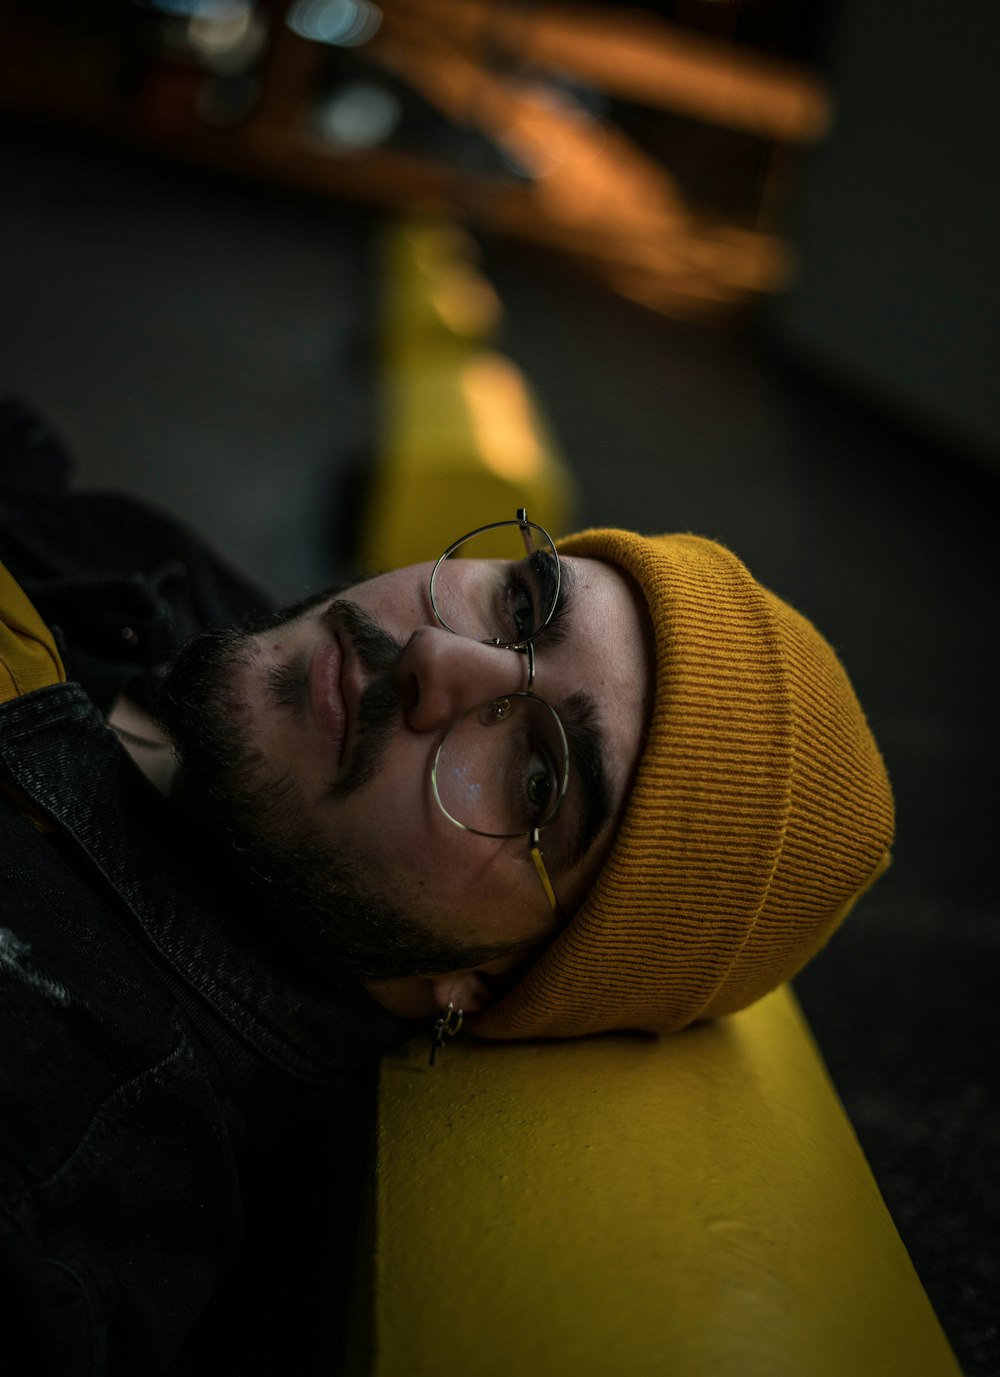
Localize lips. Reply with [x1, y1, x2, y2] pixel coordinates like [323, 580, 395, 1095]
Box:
[309, 629, 348, 764]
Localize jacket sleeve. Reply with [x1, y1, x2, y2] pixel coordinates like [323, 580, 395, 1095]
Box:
[0, 865, 242, 1376]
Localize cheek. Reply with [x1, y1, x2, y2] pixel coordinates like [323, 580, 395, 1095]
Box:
[336, 782, 534, 939]
[319, 762, 443, 895]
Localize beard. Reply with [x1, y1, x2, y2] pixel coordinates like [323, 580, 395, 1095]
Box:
[154, 591, 524, 983]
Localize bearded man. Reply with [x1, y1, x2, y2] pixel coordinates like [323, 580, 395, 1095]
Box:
[0, 406, 892, 1374]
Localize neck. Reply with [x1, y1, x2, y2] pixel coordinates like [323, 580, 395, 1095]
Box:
[107, 694, 179, 797]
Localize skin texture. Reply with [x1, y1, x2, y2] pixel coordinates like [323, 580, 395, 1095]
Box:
[150, 555, 654, 1020]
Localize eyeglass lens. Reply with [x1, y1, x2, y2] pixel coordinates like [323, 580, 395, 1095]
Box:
[430, 522, 560, 646]
[432, 694, 568, 839]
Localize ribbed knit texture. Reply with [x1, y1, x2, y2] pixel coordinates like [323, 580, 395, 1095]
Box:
[472, 531, 894, 1039]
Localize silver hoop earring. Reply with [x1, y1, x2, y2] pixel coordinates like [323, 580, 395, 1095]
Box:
[429, 1001, 464, 1066]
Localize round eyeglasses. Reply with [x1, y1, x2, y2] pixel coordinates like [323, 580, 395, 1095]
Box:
[427, 509, 568, 918]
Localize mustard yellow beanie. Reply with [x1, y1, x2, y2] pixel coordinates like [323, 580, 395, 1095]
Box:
[473, 529, 894, 1039]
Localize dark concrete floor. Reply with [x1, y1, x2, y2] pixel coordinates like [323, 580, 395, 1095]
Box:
[2, 121, 997, 1374]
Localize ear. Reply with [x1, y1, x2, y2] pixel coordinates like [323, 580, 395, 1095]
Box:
[430, 950, 532, 1016]
[365, 952, 536, 1021]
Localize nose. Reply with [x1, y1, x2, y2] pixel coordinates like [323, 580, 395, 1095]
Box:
[397, 626, 529, 733]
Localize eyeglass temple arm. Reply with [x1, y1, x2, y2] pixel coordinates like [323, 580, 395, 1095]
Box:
[517, 507, 533, 556]
[530, 829, 564, 921]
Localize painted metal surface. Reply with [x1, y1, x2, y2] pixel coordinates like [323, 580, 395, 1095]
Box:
[372, 986, 961, 1376]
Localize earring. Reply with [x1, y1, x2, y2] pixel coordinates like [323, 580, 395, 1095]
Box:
[429, 1001, 464, 1066]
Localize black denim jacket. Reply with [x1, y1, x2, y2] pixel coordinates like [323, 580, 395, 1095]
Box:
[0, 406, 411, 1374]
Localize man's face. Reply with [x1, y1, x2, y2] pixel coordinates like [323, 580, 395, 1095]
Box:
[157, 553, 653, 983]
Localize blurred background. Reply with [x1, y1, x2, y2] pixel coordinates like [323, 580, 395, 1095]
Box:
[1, 1, 997, 1371]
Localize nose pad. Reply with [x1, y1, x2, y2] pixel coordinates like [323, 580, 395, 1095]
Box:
[397, 627, 527, 733]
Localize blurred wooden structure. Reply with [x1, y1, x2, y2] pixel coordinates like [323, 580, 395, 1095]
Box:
[0, 0, 831, 320]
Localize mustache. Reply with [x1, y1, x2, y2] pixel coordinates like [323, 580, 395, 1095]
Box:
[324, 598, 402, 675]
[323, 599, 404, 798]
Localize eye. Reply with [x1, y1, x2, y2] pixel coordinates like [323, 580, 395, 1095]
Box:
[522, 740, 557, 828]
[526, 766, 553, 813]
[501, 571, 537, 643]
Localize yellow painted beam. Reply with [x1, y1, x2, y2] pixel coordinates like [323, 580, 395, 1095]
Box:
[361, 351, 576, 572]
[358, 218, 577, 573]
[379, 220, 503, 371]
[369, 986, 960, 1376]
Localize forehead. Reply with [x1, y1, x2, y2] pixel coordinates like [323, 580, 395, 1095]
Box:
[561, 554, 655, 773]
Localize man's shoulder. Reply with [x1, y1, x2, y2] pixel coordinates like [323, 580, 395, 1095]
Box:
[0, 399, 273, 712]
[0, 396, 270, 625]
[1, 482, 270, 633]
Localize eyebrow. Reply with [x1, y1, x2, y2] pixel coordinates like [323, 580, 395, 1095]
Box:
[530, 560, 615, 869]
[555, 690, 614, 870]
[530, 548, 571, 648]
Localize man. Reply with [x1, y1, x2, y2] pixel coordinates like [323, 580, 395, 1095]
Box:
[0, 403, 893, 1373]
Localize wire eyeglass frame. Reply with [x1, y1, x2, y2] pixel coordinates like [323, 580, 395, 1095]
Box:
[427, 508, 568, 920]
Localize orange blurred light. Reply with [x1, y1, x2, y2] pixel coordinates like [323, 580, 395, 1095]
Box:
[460, 355, 545, 482]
